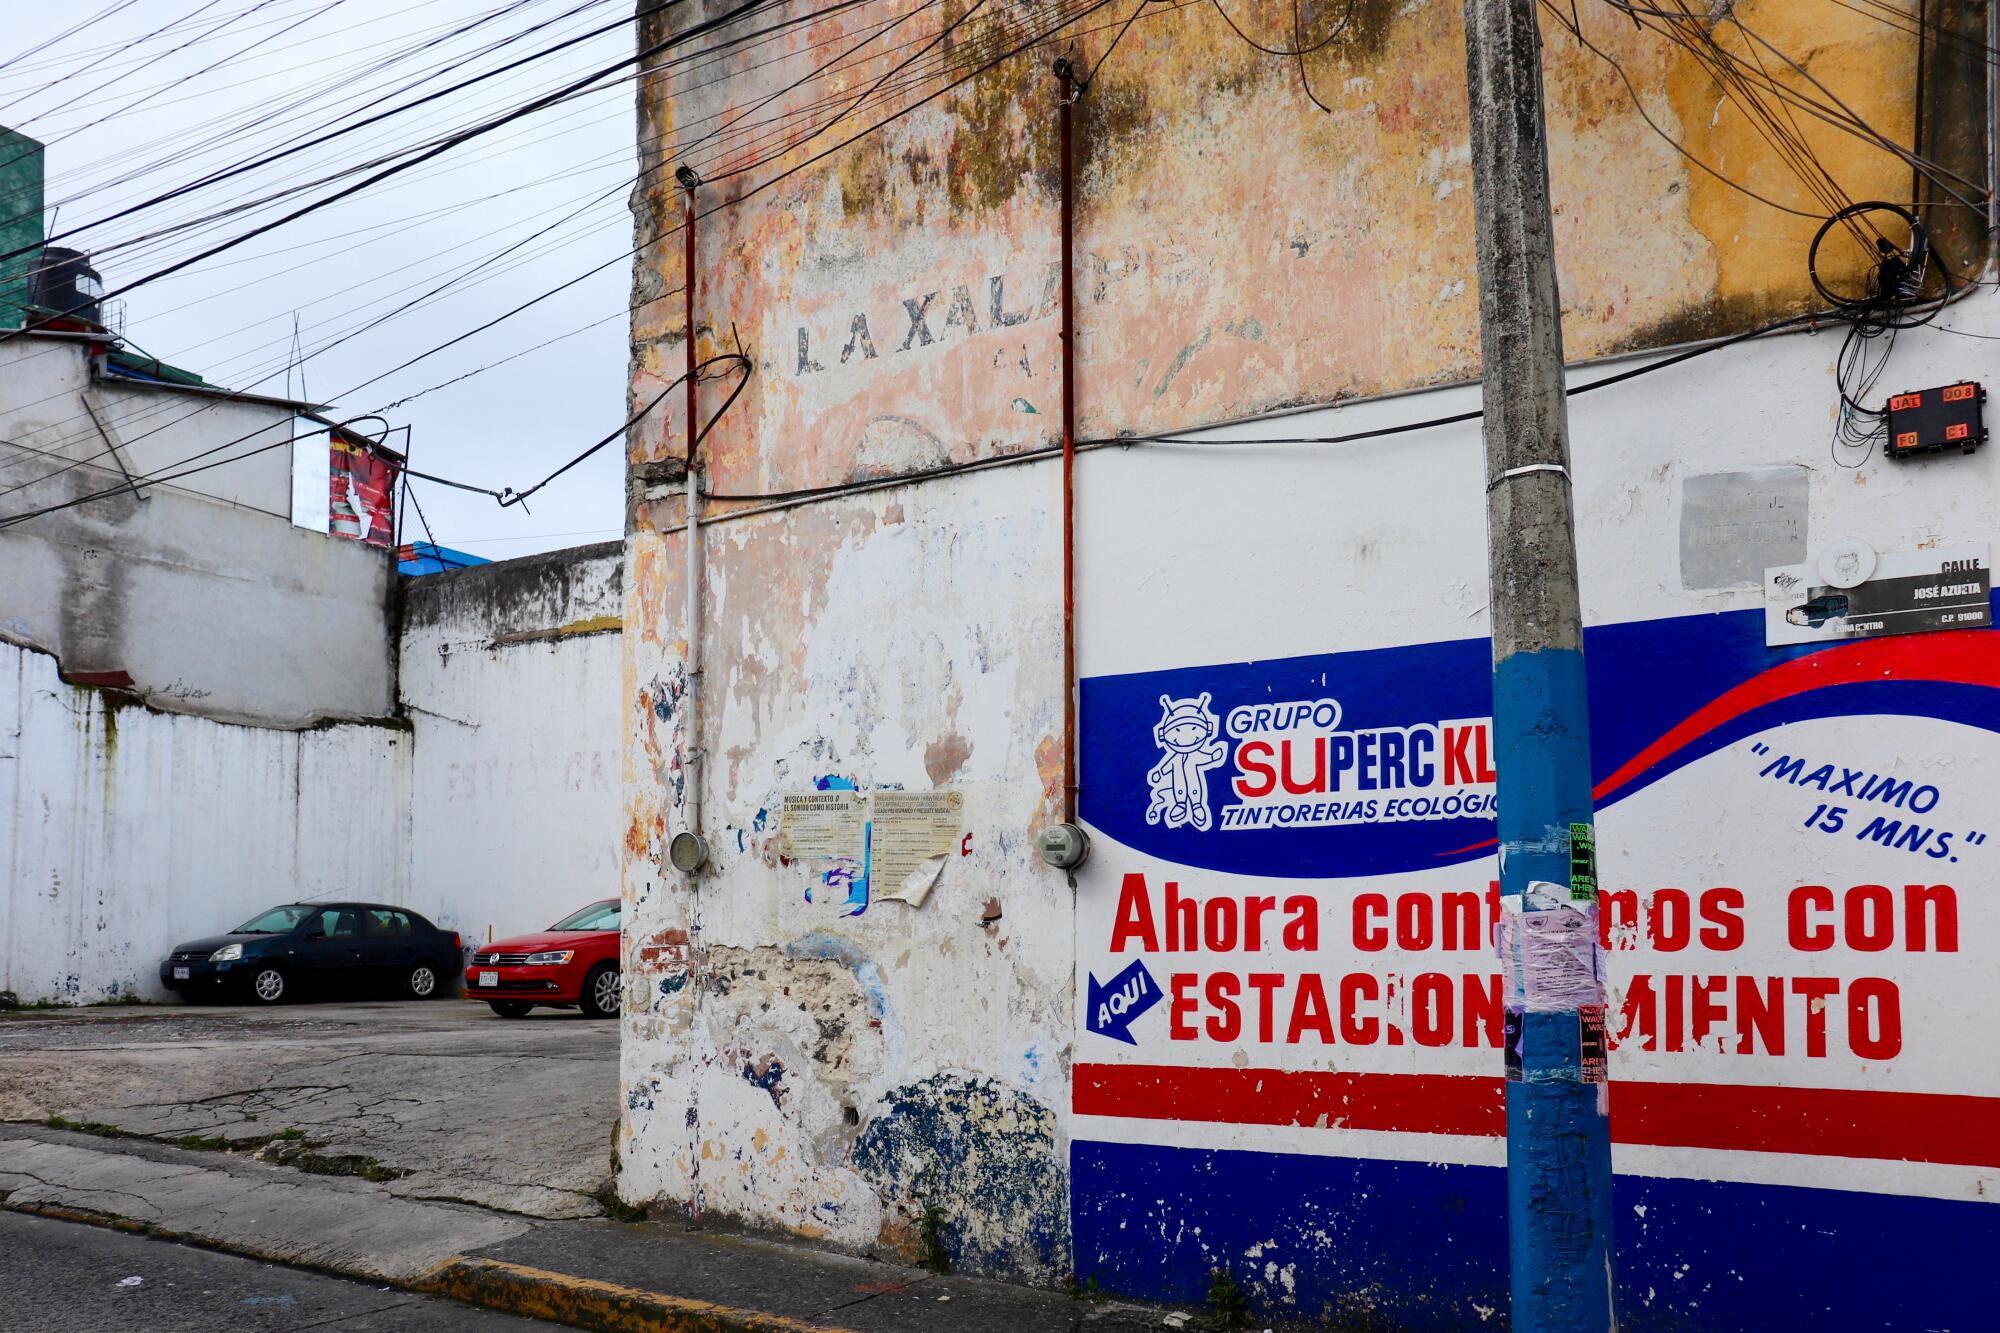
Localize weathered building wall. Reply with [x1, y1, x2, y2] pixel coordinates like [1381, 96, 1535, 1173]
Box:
[401, 543, 626, 948]
[1, 539, 622, 1006]
[618, 473, 1072, 1276]
[622, 0, 1993, 1321]
[0, 639, 409, 1002]
[0, 336, 393, 728]
[629, 0, 1920, 491]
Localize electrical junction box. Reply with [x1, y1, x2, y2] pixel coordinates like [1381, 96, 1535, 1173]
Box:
[1885, 381, 1985, 458]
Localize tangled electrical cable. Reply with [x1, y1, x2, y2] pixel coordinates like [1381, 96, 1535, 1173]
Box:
[1811, 200, 1956, 468]
[397, 351, 751, 511]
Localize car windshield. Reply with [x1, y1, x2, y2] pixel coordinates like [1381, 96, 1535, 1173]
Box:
[548, 901, 620, 931]
[232, 904, 316, 934]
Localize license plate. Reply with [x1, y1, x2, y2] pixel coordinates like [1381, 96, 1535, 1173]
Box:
[478, 971, 498, 987]
[173, 967, 189, 980]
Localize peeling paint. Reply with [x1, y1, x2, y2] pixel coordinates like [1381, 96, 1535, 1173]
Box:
[852, 1072, 1067, 1282]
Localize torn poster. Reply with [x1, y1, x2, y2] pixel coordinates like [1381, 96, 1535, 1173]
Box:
[781, 789, 870, 915]
[778, 790, 865, 860]
[870, 789, 964, 907]
[1517, 893, 1602, 1012]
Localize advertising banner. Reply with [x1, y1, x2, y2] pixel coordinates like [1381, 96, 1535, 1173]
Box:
[329, 436, 397, 548]
[1071, 606, 2000, 1328]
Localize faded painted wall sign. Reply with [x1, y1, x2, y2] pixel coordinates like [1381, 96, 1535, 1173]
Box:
[1764, 543, 1991, 646]
[792, 266, 1057, 375]
[1680, 466, 1809, 589]
[870, 789, 963, 907]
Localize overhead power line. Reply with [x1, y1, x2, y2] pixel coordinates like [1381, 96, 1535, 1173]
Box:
[0, 0, 687, 264]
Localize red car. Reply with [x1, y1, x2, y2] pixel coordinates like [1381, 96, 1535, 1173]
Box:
[468, 899, 621, 1018]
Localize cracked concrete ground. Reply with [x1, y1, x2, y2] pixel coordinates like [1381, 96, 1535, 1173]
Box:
[0, 1000, 617, 1219]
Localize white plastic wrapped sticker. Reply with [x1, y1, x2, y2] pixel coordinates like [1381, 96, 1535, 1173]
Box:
[1517, 890, 1602, 1012]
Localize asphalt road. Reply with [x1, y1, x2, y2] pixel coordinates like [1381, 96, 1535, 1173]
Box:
[0, 1210, 563, 1331]
[0, 998, 619, 1218]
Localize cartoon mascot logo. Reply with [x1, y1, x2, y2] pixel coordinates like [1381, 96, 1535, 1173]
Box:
[1146, 692, 1227, 831]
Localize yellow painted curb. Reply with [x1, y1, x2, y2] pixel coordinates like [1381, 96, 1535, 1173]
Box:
[417, 1255, 867, 1333]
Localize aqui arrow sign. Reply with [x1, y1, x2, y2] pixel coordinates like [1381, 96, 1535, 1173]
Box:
[1086, 957, 1161, 1045]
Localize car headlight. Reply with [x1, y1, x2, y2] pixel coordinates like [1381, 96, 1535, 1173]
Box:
[523, 950, 574, 966]
[209, 943, 243, 962]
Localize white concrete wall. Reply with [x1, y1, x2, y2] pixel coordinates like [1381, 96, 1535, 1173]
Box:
[0, 336, 293, 516]
[0, 639, 410, 1002]
[401, 544, 624, 951]
[0, 539, 623, 1007]
[0, 335, 394, 728]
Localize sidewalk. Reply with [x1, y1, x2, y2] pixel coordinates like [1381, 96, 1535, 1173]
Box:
[0, 1125, 1176, 1333]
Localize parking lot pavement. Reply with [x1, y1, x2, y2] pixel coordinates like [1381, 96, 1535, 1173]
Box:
[0, 999, 618, 1219]
[0, 1209, 565, 1331]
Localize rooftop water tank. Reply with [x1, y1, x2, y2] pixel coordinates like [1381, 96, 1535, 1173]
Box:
[31, 246, 102, 325]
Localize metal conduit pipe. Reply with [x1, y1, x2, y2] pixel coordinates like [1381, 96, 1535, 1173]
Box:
[676, 169, 706, 876]
[1058, 58, 1079, 828]
[1034, 57, 1092, 883]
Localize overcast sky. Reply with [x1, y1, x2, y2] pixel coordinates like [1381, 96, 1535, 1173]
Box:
[5, 0, 637, 559]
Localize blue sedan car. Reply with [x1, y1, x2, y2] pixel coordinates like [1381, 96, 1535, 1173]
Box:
[161, 902, 463, 1004]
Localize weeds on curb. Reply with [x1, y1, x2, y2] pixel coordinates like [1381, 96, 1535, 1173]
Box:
[44, 1115, 123, 1138]
[594, 1187, 647, 1223]
[295, 1153, 407, 1183]
[916, 1201, 952, 1274]
[175, 1134, 228, 1151]
[1206, 1269, 1252, 1331]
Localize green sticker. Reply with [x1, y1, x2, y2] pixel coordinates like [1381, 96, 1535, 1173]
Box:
[1568, 822, 1597, 902]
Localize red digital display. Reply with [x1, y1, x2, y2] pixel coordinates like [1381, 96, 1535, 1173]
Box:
[1885, 381, 1983, 458]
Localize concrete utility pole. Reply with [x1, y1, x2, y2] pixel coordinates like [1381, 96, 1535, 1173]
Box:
[1459, 0, 1617, 1327]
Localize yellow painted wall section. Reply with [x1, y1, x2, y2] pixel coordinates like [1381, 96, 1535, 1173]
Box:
[628, 0, 1923, 498]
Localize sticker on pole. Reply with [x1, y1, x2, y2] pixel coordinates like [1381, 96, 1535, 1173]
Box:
[1568, 822, 1597, 903]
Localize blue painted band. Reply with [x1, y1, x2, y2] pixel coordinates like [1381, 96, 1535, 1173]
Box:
[1070, 1138, 2000, 1330]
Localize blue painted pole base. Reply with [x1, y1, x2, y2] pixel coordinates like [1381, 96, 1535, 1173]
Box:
[1494, 646, 1617, 1330]
[1508, 1011, 1617, 1331]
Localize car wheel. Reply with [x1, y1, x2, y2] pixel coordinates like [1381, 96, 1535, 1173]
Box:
[581, 963, 621, 1019]
[488, 1001, 533, 1019]
[406, 961, 441, 1000]
[247, 965, 288, 1005]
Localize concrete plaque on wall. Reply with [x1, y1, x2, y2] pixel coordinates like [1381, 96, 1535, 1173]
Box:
[1680, 466, 1810, 590]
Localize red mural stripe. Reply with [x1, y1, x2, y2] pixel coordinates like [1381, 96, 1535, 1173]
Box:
[1074, 1064, 1504, 1137]
[1073, 1063, 2000, 1168]
[1609, 1080, 2000, 1168]
[1591, 630, 2000, 803]
[1434, 629, 2000, 860]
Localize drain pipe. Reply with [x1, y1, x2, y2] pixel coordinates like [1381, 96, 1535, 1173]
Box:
[668, 167, 709, 882]
[1058, 58, 1078, 826]
[1037, 59, 1091, 883]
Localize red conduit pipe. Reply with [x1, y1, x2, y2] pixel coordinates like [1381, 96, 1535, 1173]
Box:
[684, 186, 699, 465]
